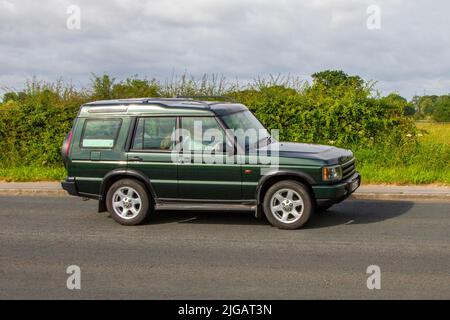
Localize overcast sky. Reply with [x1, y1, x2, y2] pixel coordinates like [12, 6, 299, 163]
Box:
[1, 0, 449, 99]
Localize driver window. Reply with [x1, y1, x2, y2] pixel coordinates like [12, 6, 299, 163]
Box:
[181, 117, 226, 152]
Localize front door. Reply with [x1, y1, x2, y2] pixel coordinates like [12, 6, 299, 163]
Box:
[177, 116, 242, 200]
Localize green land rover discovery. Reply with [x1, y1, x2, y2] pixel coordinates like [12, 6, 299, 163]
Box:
[61, 98, 360, 229]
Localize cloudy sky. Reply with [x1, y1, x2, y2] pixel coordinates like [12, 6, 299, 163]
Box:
[1, 0, 449, 98]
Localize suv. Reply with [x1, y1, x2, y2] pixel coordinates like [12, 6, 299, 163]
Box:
[61, 98, 360, 229]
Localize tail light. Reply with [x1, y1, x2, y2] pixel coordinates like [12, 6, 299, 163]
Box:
[66, 130, 73, 157]
[61, 130, 73, 167]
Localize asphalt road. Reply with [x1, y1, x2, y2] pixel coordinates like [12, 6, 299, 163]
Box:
[0, 196, 449, 299]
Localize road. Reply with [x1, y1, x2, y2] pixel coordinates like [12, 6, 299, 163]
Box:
[0, 196, 449, 299]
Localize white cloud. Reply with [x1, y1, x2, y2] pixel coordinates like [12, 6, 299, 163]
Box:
[0, 0, 449, 98]
[1, 0, 17, 13]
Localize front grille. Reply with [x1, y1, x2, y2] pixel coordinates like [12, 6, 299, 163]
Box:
[341, 157, 356, 180]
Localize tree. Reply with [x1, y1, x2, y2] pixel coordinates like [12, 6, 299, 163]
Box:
[111, 77, 160, 99]
[2, 91, 27, 103]
[432, 95, 450, 122]
[384, 93, 415, 116]
[311, 70, 364, 89]
[412, 94, 450, 121]
[91, 74, 115, 100]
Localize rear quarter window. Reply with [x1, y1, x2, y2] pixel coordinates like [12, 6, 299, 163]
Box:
[80, 118, 122, 148]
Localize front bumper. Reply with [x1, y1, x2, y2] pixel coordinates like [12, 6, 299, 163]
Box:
[313, 172, 361, 206]
[61, 177, 78, 196]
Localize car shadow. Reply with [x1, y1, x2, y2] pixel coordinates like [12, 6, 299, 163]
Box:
[150, 199, 414, 229]
[152, 210, 268, 226]
[304, 199, 414, 229]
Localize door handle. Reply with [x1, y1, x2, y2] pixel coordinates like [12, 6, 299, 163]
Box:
[130, 156, 143, 162]
[178, 154, 192, 164]
[178, 157, 192, 164]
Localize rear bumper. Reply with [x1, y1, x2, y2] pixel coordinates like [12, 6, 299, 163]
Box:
[313, 172, 361, 206]
[61, 177, 78, 196]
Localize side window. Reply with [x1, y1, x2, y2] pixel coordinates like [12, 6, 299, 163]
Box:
[181, 117, 226, 152]
[132, 117, 177, 151]
[81, 118, 122, 148]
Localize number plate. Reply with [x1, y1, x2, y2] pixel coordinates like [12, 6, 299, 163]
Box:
[350, 178, 360, 192]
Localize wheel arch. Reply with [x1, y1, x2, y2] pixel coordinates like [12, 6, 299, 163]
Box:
[256, 171, 316, 205]
[98, 169, 156, 212]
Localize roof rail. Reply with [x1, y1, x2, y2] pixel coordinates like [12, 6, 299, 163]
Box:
[176, 95, 237, 103]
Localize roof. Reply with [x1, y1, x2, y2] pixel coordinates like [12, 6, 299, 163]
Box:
[80, 97, 248, 116]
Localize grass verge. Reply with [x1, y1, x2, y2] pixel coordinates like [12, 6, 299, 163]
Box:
[0, 166, 66, 182]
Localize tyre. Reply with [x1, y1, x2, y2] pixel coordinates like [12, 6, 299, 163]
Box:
[262, 180, 313, 229]
[106, 178, 151, 225]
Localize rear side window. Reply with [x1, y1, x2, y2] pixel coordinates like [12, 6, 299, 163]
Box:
[132, 117, 177, 151]
[81, 119, 122, 148]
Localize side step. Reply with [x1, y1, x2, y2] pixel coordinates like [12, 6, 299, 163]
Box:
[155, 200, 257, 212]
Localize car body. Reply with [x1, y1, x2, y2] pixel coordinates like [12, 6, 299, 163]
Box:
[61, 97, 360, 229]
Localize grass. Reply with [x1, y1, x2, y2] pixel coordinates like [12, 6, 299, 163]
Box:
[0, 166, 66, 182]
[0, 122, 449, 185]
[416, 122, 450, 145]
[357, 163, 450, 185]
[356, 122, 450, 185]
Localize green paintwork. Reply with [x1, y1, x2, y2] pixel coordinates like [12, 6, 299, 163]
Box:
[127, 152, 178, 198]
[177, 156, 242, 200]
[240, 159, 323, 199]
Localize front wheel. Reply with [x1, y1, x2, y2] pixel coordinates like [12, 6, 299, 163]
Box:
[263, 180, 313, 230]
[106, 179, 151, 225]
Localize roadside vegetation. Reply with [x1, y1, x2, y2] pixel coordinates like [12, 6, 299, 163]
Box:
[0, 70, 448, 184]
[356, 122, 449, 184]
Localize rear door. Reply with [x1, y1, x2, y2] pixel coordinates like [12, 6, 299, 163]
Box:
[126, 116, 178, 198]
[70, 117, 129, 197]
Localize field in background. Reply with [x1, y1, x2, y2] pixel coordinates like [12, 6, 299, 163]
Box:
[357, 122, 450, 185]
[1, 122, 448, 184]
[416, 122, 450, 145]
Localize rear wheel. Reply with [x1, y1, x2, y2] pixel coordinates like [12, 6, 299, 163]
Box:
[263, 180, 313, 229]
[106, 179, 151, 225]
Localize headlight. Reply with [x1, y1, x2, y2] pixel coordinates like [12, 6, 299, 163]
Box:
[322, 165, 342, 181]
